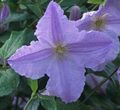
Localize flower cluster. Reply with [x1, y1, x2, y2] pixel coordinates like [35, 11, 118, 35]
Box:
[8, 0, 120, 103]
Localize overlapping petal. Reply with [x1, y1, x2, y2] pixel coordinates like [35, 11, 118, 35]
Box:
[76, 11, 96, 31]
[66, 31, 113, 69]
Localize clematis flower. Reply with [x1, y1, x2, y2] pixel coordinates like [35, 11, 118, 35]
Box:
[0, 3, 10, 33]
[8, 1, 113, 103]
[76, 0, 120, 34]
[76, 0, 120, 71]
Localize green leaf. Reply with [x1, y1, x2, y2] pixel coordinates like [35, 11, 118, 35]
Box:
[5, 12, 29, 23]
[40, 96, 57, 110]
[0, 28, 35, 59]
[60, 0, 80, 7]
[88, 0, 105, 4]
[0, 97, 11, 110]
[27, 3, 42, 17]
[41, 0, 49, 4]
[0, 32, 11, 43]
[40, 95, 92, 110]
[27, 79, 38, 95]
[57, 100, 93, 110]
[113, 54, 120, 66]
[0, 69, 20, 96]
[24, 95, 40, 110]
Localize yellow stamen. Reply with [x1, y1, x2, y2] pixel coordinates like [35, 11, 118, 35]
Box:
[92, 14, 108, 30]
[55, 45, 66, 55]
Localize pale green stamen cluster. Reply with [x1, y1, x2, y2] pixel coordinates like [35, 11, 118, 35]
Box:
[92, 14, 107, 30]
[55, 45, 66, 55]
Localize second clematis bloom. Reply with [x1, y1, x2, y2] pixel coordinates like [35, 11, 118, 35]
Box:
[76, 0, 120, 71]
[76, 0, 120, 35]
[8, 1, 113, 103]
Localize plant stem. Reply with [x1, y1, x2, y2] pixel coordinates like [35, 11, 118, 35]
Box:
[82, 67, 119, 103]
[23, 93, 35, 110]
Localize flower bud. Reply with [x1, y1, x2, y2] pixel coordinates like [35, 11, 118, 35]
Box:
[0, 4, 10, 33]
[69, 5, 81, 21]
[12, 96, 29, 109]
[86, 74, 109, 94]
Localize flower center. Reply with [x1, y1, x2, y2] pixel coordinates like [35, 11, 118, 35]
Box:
[55, 45, 66, 55]
[92, 14, 107, 30]
[95, 18, 104, 28]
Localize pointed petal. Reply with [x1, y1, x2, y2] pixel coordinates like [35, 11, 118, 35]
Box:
[66, 31, 117, 70]
[46, 56, 85, 103]
[8, 41, 53, 79]
[35, 1, 66, 44]
[35, 1, 81, 46]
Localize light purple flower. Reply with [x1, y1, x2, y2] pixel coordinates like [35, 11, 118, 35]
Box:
[0, 3, 10, 33]
[8, 1, 113, 103]
[76, 0, 120, 34]
[76, 0, 120, 71]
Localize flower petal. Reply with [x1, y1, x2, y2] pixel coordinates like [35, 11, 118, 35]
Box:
[45, 56, 85, 103]
[76, 11, 95, 31]
[35, 1, 66, 45]
[98, 0, 120, 35]
[66, 31, 114, 69]
[8, 41, 53, 79]
[92, 30, 120, 71]
[101, 0, 120, 17]
[106, 17, 120, 35]
[35, 1, 81, 46]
